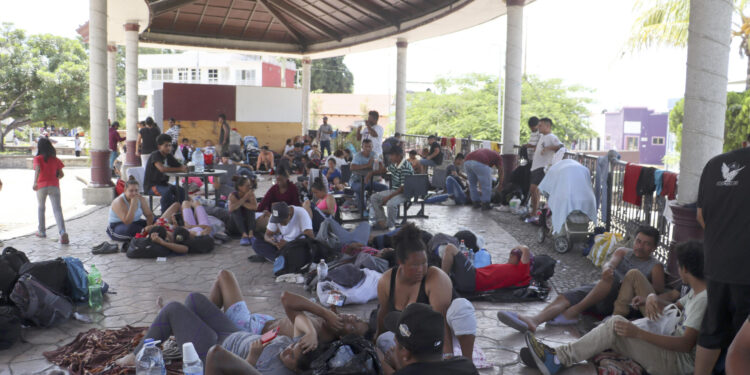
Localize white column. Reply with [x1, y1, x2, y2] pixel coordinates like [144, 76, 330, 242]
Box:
[301, 57, 311, 135]
[677, 0, 733, 204]
[89, 0, 107, 154]
[107, 44, 117, 122]
[501, 0, 524, 154]
[124, 22, 140, 169]
[395, 39, 408, 135]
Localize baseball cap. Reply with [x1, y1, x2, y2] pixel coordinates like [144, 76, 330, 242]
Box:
[384, 303, 444, 355]
[270, 202, 290, 224]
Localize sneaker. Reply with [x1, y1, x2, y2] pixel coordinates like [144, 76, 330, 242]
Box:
[247, 254, 267, 263]
[440, 198, 456, 206]
[481, 202, 492, 211]
[495, 205, 511, 212]
[35, 232, 46, 238]
[239, 237, 251, 246]
[525, 332, 563, 375]
[519, 347, 538, 369]
[60, 233, 69, 245]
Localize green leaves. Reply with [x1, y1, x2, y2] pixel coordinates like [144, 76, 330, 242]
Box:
[310, 56, 354, 93]
[669, 91, 750, 153]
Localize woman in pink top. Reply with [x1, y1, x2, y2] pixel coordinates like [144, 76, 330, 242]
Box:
[33, 137, 68, 244]
[303, 178, 337, 233]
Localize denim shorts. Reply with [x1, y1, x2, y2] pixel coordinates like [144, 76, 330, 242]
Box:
[225, 301, 275, 335]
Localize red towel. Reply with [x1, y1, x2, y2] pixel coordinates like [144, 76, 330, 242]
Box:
[450, 137, 456, 151]
[661, 171, 677, 200]
[623, 163, 643, 206]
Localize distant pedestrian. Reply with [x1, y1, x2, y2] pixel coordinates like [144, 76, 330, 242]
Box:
[33, 137, 68, 244]
[74, 133, 82, 157]
[318, 116, 333, 157]
[218, 113, 231, 155]
[137, 117, 161, 167]
[108, 121, 125, 169]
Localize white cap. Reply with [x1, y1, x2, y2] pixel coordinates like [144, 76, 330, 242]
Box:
[182, 342, 200, 363]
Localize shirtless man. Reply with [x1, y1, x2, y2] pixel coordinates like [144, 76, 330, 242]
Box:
[256, 146, 275, 172]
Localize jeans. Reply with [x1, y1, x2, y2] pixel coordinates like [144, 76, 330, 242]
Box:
[324, 217, 370, 246]
[556, 316, 682, 375]
[153, 184, 186, 214]
[236, 167, 255, 178]
[369, 190, 409, 228]
[109, 150, 119, 169]
[107, 219, 147, 241]
[37, 186, 66, 235]
[464, 160, 492, 203]
[251, 236, 279, 261]
[351, 179, 388, 209]
[320, 140, 331, 157]
[445, 176, 467, 205]
[230, 207, 255, 236]
[419, 158, 438, 168]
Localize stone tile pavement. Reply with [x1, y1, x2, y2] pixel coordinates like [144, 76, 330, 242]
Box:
[0, 200, 601, 375]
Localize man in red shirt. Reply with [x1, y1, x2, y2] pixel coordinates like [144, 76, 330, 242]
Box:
[441, 244, 531, 294]
[463, 148, 504, 210]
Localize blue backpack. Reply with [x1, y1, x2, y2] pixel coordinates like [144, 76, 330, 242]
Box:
[63, 257, 88, 303]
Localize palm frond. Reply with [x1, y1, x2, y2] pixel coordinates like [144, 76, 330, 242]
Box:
[626, 0, 690, 52]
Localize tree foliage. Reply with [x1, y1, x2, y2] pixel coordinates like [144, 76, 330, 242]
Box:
[405, 74, 596, 145]
[670, 92, 750, 153]
[0, 23, 89, 150]
[308, 56, 354, 93]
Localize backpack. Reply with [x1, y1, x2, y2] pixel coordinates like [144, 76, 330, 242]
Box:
[530, 254, 556, 282]
[274, 237, 336, 277]
[10, 274, 73, 327]
[19, 258, 69, 297]
[62, 257, 88, 304]
[0, 305, 22, 350]
[0, 247, 30, 304]
[309, 334, 381, 375]
[125, 237, 172, 259]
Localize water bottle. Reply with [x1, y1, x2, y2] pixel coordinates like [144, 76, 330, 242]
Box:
[459, 240, 470, 263]
[509, 197, 521, 213]
[87, 265, 102, 312]
[474, 248, 492, 269]
[182, 342, 204, 375]
[193, 148, 204, 172]
[136, 339, 166, 375]
[317, 259, 328, 281]
[328, 345, 354, 368]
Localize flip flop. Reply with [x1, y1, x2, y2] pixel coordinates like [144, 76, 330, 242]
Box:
[546, 314, 578, 326]
[497, 310, 530, 333]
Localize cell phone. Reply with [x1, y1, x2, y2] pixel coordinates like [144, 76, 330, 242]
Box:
[261, 327, 279, 344]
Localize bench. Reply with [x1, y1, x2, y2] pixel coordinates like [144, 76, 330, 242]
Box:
[398, 174, 430, 224]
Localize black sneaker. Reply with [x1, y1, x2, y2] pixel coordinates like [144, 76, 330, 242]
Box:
[248, 255, 267, 263]
[519, 347, 538, 369]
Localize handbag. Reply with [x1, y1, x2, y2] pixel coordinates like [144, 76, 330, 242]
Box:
[633, 304, 682, 336]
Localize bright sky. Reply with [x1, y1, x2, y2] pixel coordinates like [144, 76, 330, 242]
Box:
[1, 0, 747, 114]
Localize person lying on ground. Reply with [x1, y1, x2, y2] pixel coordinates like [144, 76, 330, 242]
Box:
[107, 177, 155, 241]
[375, 223, 476, 361]
[136, 201, 182, 238]
[523, 240, 707, 375]
[228, 175, 258, 246]
[497, 225, 664, 333]
[442, 245, 531, 294]
[257, 168, 301, 213]
[250, 202, 314, 262]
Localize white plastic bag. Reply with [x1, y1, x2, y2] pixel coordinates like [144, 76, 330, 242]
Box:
[587, 232, 623, 267]
[633, 304, 682, 336]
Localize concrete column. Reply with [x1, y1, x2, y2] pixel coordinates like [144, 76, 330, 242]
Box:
[395, 39, 408, 135]
[107, 44, 117, 123]
[84, 0, 113, 204]
[301, 57, 311, 135]
[124, 22, 140, 171]
[500, 0, 524, 180]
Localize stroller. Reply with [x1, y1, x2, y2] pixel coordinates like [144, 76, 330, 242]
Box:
[536, 159, 597, 253]
[243, 135, 260, 166]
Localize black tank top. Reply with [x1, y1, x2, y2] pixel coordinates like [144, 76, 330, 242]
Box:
[387, 265, 430, 313]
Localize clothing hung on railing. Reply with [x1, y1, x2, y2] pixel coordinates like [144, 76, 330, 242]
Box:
[654, 169, 665, 196]
[623, 163, 643, 206]
[661, 172, 677, 200]
[595, 156, 609, 222]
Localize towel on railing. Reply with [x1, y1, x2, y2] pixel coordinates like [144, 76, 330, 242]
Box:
[623, 163, 643, 206]
[654, 169, 665, 195]
[661, 171, 678, 200]
[636, 167, 656, 195]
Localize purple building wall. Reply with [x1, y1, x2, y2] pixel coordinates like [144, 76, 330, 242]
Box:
[604, 107, 668, 166]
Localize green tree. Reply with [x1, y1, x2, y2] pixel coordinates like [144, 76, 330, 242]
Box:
[307, 57, 354, 93]
[627, 0, 750, 89]
[406, 74, 595, 145]
[670, 92, 750, 152]
[1, 23, 89, 151]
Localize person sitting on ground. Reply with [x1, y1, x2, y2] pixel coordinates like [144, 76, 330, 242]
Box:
[328, 149, 348, 170]
[419, 135, 444, 170]
[369, 143, 414, 230]
[376, 223, 477, 361]
[444, 153, 468, 206]
[343, 148, 353, 163]
[256, 146, 275, 172]
[381, 303, 479, 375]
[144, 134, 187, 213]
[612, 268, 681, 319]
[257, 168, 301, 213]
[302, 178, 337, 233]
[497, 225, 665, 333]
[219, 151, 254, 177]
[408, 150, 422, 174]
[107, 177, 155, 241]
[228, 175, 258, 246]
[442, 245, 531, 294]
[283, 138, 294, 156]
[321, 158, 342, 186]
[523, 240, 707, 375]
[251, 202, 313, 261]
[307, 144, 321, 163]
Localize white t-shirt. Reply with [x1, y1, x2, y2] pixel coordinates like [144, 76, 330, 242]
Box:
[360, 124, 384, 156]
[531, 133, 562, 172]
[74, 138, 82, 151]
[674, 289, 708, 374]
[527, 131, 540, 161]
[266, 206, 312, 242]
[284, 144, 294, 155]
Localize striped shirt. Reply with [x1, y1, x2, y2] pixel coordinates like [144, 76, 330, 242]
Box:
[527, 131, 540, 161]
[387, 157, 414, 189]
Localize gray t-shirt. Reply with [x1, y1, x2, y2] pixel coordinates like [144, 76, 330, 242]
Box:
[222, 333, 296, 375]
[319, 124, 333, 142]
[613, 251, 660, 283]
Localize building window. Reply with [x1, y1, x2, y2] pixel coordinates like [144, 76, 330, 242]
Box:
[626, 136, 639, 151]
[152, 68, 162, 81]
[652, 136, 665, 145]
[190, 68, 201, 82]
[177, 68, 189, 82]
[236, 69, 256, 84]
[208, 69, 219, 83]
[162, 68, 173, 81]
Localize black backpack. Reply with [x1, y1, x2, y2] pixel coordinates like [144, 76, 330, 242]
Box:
[0, 247, 30, 304]
[125, 237, 172, 259]
[0, 305, 22, 350]
[530, 254, 556, 282]
[18, 258, 69, 297]
[309, 334, 381, 375]
[274, 237, 336, 277]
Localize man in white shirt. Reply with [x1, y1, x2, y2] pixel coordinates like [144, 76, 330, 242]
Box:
[529, 118, 563, 221]
[264, 201, 314, 249]
[523, 117, 540, 163]
[358, 110, 384, 158]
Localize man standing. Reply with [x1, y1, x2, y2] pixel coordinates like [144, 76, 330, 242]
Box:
[136, 117, 161, 167]
[419, 135, 444, 170]
[143, 134, 187, 213]
[218, 113, 231, 155]
[369, 143, 413, 230]
[164, 118, 181, 155]
[528, 117, 563, 221]
[358, 110, 384, 158]
[108, 121, 125, 170]
[318, 116, 334, 157]
[693, 141, 750, 374]
[463, 148, 504, 210]
[523, 117, 540, 163]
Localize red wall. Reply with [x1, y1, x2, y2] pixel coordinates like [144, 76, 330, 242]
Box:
[163, 83, 236, 122]
[285, 69, 296, 88]
[262, 62, 281, 87]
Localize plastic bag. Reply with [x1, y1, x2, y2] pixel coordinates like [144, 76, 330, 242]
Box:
[587, 232, 623, 268]
[633, 304, 682, 335]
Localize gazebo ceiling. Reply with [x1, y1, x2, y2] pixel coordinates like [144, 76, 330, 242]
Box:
[139, 0, 515, 57]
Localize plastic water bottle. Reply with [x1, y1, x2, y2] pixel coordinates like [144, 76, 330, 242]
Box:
[328, 345, 354, 368]
[136, 339, 166, 375]
[474, 248, 492, 269]
[193, 148, 204, 172]
[459, 240, 471, 263]
[182, 342, 204, 375]
[87, 265, 102, 312]
[509, 197, 521, 214]
[317, 259, 328, 281]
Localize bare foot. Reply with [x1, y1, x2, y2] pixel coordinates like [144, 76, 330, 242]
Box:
[156, 296, 164, 309]
[115, 353, 135, 367]
[518, 315, 538, 333]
